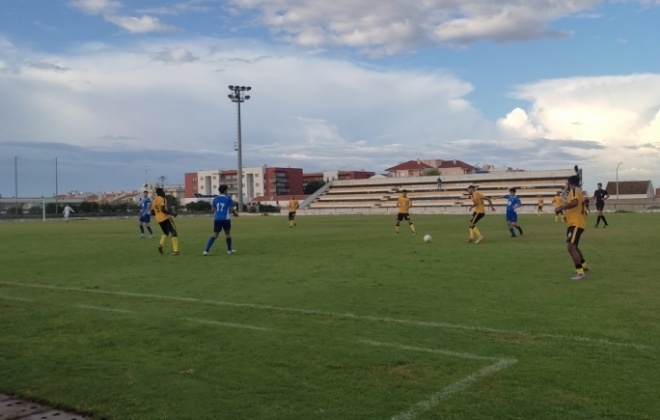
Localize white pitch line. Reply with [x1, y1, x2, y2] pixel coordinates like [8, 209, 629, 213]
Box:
[74, 304, 132, 314]
[391, 358, 518, 420]
[359, 339, 503, 361]
[183, 317, 273, 332]
[0, 281, 651, 350]
[359, 340, 518, 420]
[0, 295, 33, 302]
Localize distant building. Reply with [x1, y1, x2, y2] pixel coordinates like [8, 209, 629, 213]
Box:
[385, 160, 435, 177]
[303, 170, 375, 187]
[435, 159, 476, 176]
[184, 166, 303, 202]
[387, 159, 477, 178]
[604, 181, 655, 199]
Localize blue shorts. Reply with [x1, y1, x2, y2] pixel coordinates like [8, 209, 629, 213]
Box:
[139, 214, 151, 223]
[213, 220, 232, 233]
[506, 211, 518, 223]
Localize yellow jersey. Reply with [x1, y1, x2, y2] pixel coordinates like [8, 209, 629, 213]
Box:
[397, 196, 412, 213]
[152, 196, 169, 223]
[288, 199, 299, 212]
[551, 195, 564, 208]
[564, 188, 586, 229]
[470, 191, 486, 213]
[538, 198, 544, 207]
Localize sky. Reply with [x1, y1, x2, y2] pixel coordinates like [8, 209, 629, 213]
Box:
[1, 0, 659, 197]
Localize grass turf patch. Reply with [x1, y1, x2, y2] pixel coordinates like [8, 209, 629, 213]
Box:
[1, 213, 659, 419]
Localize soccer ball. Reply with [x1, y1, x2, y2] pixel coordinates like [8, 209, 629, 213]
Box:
[423, 234, 432, 243]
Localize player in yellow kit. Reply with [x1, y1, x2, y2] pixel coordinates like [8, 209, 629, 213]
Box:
[551, 191, 565, 222]
[395, 190, 416, 235]
[467, 185, 495, 243]
[152, 187, 180, 256]
[555, 176, 589, 280]
[536, 195, 544, 215]
[288, 196, 299, 228]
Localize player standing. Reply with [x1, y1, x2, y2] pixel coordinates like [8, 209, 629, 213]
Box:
[536, 195, 544, 216]
[288, 196, 299, 228]
[551, 191, 565, 222]
[395, 190, 416, 235]
[62, 204, 75, 222]
[152, 187, 179, 256]
[138, 190, 154, 238]
[504, 188, 523, 238]
[555, 175, 589, 280]
[593, 183, 610, 228]
[203, 184, 239, 255]
[467, 185, 495, 243]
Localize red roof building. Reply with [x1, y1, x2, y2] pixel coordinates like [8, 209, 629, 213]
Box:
[385, 160, 435, 177]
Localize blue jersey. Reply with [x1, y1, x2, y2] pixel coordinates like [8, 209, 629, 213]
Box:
[212, 194, 234, 221]
[506, 195, 521, 213]
[140, 197, 152, 215]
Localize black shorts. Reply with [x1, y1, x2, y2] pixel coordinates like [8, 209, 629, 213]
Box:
[469, 212, 485, 225]
[288, 212, 296, 220]
[596, 201, 605, 211]
[158, 217, 177, 235]
[566, 226, 584, 245]
[396, 213, 411, 222]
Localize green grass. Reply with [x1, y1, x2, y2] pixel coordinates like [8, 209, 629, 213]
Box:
[1, 212, 659, 419]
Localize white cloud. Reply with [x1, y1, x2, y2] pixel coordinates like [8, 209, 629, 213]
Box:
[70, 0, 122, 15]
[496, 73, 660, 188]
[502, 74, 660, 143]
[104, 15, 181, 33]
[153, 48, 198, 64]
[137, 1, 215, 15]
[227, 0, 597, 53]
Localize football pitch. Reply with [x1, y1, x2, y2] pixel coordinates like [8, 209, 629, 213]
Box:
[1, 213, 658, 419]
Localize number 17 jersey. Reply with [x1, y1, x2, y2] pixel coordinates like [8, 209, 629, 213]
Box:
[212, 195, 234, 221]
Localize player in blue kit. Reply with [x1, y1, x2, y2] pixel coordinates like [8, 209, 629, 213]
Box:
[504, 188, 524, 237]
[138, 190, 154, 238]
[203, 184, 239, 256]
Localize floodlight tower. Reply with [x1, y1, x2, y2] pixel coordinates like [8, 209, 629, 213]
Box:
[228, 85, 251, 211]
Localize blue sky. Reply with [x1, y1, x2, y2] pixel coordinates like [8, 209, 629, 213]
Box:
[1, 0, 659, 197]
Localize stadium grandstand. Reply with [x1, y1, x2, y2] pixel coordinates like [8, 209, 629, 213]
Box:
[300, 168, 578, 215]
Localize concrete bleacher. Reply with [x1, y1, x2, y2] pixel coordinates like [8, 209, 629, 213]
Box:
[301, 169, 576, 215]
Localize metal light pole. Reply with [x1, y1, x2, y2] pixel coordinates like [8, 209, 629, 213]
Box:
[14, 156, 19, 218]
[228, 85, 251, 212]
[616, 162, 623, 200]
[55, 158, 59, 216]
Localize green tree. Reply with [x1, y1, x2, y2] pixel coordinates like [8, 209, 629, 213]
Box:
[80, 201, 99, 213]
[45, 203, 57, 214]
[304, 180, 326, 195]
[185, 200, 212, 213]
[165, 194, 179, 214]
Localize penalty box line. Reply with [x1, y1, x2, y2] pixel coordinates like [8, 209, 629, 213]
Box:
[0, 281, 651, 350]
[360, 340, 517, 420]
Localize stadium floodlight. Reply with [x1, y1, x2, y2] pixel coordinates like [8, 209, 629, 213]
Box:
[227, 85, 252, 212]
